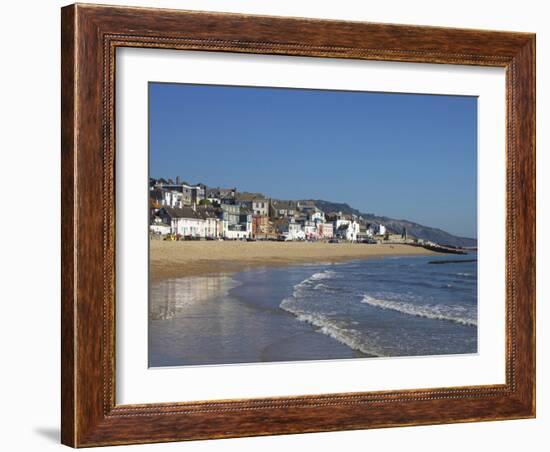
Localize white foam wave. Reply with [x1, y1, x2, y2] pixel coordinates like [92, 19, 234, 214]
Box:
[313, 283, 331, 291]
[293, 270, 338, 297]
[280, 297, 385, 357]
[361, 295, 477, 326]
[309, 270, 337, 281]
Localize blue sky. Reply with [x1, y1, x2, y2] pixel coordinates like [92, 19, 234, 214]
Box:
[149, 83, 477, 238]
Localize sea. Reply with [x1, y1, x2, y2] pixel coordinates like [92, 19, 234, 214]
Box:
[149, 254, 478, 367]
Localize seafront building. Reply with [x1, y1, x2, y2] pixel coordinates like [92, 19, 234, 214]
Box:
[149, 177, 388, 242]
[252, 215, 272, 238]
[158, 206, 205, 238]
[273, 218, 306, 241]
[221, 204, 252, 239]
[252, 198, 270, 216]
[318, 222, 334, 239]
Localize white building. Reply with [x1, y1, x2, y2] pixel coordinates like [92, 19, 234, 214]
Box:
[158, 206, 205, 238]
[334, 219, 360, 242]
[223, 228, 250, 240]
[287, 221, 305, 241]
[374, 224, 387, 236]
[302, 220, 318, 240]
[309, 210, 325, 223]
[172, 216, 204, 238]
[164, 190, 184, 209]
[157, 182, 206, 206]
[275, 218, 305, 241]
[203, 217, 220, 238]
[197, 208, 223, 238]
[149, 223, 170, 236]
[150, 188, 183, 209]
[252, 198, 270, 216]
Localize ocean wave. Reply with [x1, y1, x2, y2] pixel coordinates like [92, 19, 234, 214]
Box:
[293, 270, 338, 296]
[280, 297, 385, 357]
[361, 295, 477, 326]
[309, 270, 337, 281]
[313, 283, 330, 291]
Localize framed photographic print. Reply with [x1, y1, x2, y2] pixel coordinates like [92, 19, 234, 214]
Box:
[61, 3, 536, 447]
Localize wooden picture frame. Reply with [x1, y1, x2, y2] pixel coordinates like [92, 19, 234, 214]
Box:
[61, 3, 535, 447]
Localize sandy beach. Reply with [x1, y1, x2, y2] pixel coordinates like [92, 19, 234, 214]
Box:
[149, 240, 439, 281]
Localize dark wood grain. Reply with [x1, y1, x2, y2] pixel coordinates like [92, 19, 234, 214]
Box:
[60, 5, 76, 447]
[61, 3, 536, 447]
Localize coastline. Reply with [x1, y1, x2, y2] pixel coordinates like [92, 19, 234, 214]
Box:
[149, 255, 477, 366]
[149, 240, 439, 282]
[149, 263, 370, 367]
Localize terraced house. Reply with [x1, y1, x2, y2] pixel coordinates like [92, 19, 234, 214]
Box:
[221, 204, 252, 239]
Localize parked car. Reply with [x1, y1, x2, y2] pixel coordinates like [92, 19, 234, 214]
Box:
[361, 238, 377, 244]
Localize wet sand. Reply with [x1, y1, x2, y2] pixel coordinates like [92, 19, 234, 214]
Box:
[149, 240, 438, 281]
[149, 266, 367, 367]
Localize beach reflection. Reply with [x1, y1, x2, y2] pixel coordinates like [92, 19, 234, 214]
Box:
[148, 266, 364, 367]
[149, 275, 238, 321]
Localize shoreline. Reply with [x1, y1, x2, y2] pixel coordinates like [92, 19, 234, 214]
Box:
[149, 262, 369, 366]
[149, 240, 440, 282]
[149, 253, 477, 366]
